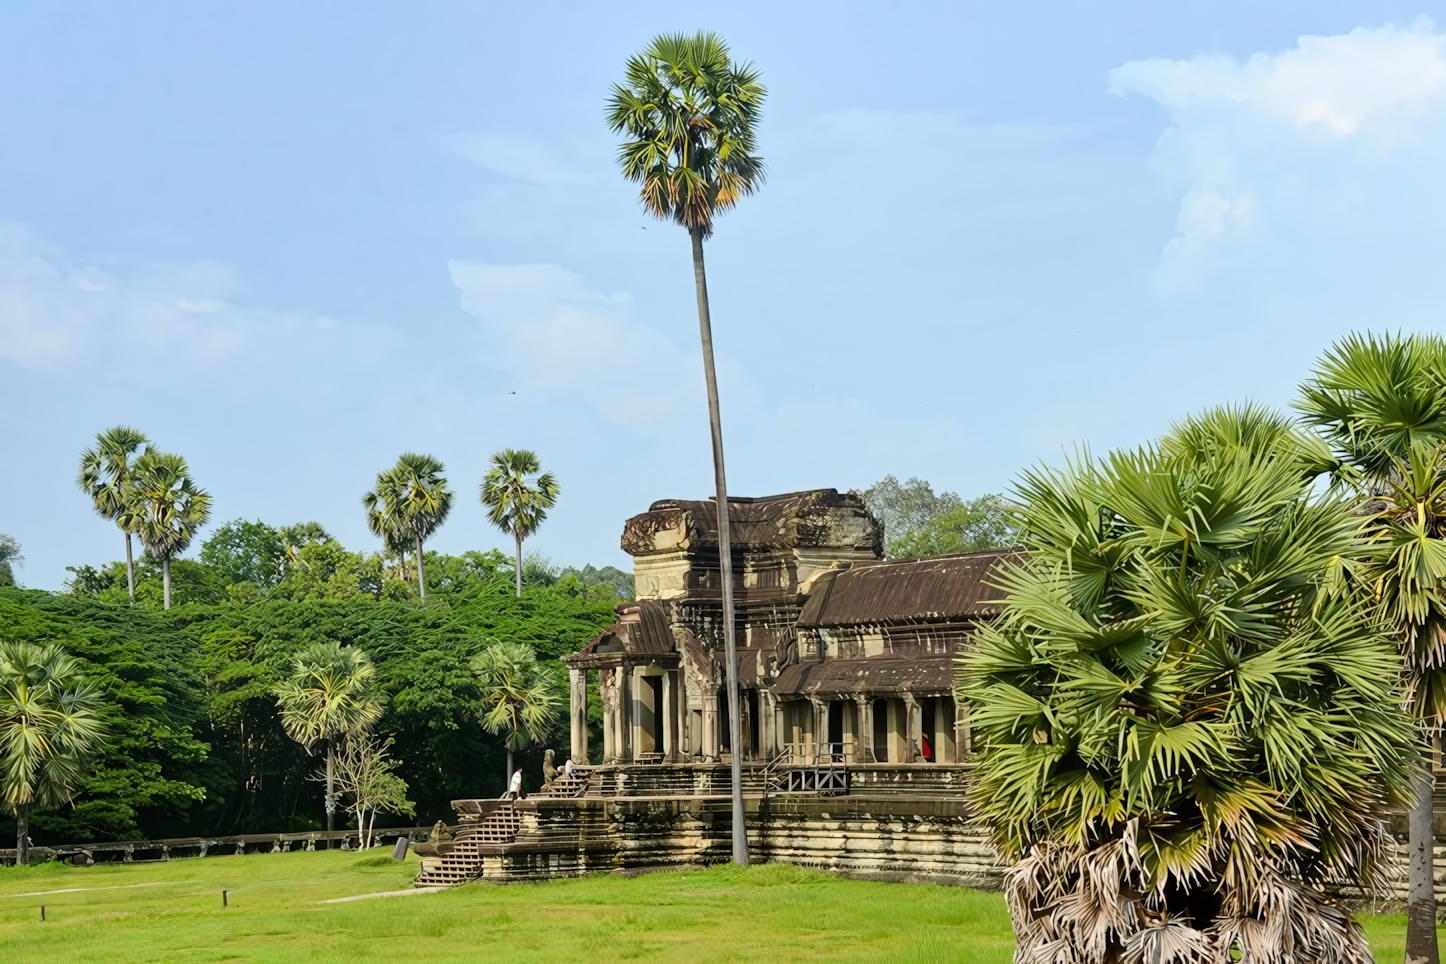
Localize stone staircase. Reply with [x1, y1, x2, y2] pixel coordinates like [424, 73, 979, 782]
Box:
[413, 804, 523, 887]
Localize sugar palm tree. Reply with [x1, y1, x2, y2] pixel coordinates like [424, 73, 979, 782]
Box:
[273, 642, 384, 833]
[608, 32, 766, 865]
[130, 450, 212, 610]
[471, 641, 562, 785]
[960, 405, 1416, 961]
[77, 426, 150, 602]
[363, 454, 452, 600]
[0, 641, 108, 865]
[1297, 332, 1446, 964]
[480, 450, 559, 597]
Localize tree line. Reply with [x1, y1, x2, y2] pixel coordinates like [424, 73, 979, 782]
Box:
[75, 432, 564, 609]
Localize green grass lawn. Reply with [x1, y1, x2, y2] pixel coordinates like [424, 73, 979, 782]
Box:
[0, 849, 1428, 962]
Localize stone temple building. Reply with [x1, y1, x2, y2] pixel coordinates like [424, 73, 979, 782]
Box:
[413, 487, 1011, 887]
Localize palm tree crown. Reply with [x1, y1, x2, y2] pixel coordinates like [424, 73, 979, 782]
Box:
[363, 454, 452, 600]
[471, 641, 562, 784]
[0, 640, 108, 865]
[606, 31, 766, 239]
[480, 449, 559, 597]
[274, 641, 384, 832]
[130, 449, 212, 610]
[77, 425, 150, 602]
[960, 405, 1416, 961]
[1296, 331, 1446, 962]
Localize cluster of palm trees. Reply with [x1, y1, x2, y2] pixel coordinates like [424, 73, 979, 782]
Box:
[77, 427, 212, 610]
[363, 449, 559, 600]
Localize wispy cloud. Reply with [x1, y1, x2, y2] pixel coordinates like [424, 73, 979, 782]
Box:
[451, 133, 594, 186]
[448, 261, 701, 433]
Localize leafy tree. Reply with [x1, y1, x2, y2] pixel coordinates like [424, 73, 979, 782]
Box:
[857, 475, 1019, 559]
[201, 519, 286, 588]
[277, 521, 336, 568]
[960, 405, 1416, 961]
[0, 641, 108, 864]
[608, 32, 765, 865]
[364, 455, 453, 601]
[0, 590, 210, 843]
[333, 733, 414, 848]
[0, 533, 20, 587]
[887, 495, 1019, 560]
[273, 642, 384, 833]
[481, 450, 560, 598]
[1296, 332, 1446, 963]
[130, 450, 213, 610]
[558, 563, 634, 600]
[471, 641, 562, 783]
[76, 426, 149, 602]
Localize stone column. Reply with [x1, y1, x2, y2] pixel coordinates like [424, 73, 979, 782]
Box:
[600, 668, 617, 763]
[808, 697, 826, 764]
[903, 693, 918, 764]
[569, 667, 588, 764]
[619, 663, 634, 763]
[854, 696, 874, 763]
[702, 684, 720, 761]
[759, 690, 776, 759]
[663, 669, 679, 763]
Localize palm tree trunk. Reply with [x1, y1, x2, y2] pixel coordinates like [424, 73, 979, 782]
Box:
[514, 532, 523, 597]
[506, 748, 514, 793]
[162, 555, 172, 610]
[1408, 766, 1440, 964]
[690, 225, 747, 866]
[416, 535, 426, 600]
[16, 802, 28, 866]
[326, 743, 335, 834]
[124, 531, 136, 603]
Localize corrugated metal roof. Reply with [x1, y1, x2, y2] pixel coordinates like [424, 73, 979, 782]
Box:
[796, 549, 1016, 628]
[774, 656, 955, 696]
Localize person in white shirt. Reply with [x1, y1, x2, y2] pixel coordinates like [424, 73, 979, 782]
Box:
[564, 757, 575, 779]
[506, 768, 524, 800]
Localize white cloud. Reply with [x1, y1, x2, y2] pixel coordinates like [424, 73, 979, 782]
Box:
[451, 133, 593, 186]
[0, 221, 388, 370]
[448, 261, 701, 433]
[1110, 22, 1446, 136]
[1108, 23, 1446, 309]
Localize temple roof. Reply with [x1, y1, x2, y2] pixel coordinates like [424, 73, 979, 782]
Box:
[569, 600, 677, 662]
[620, 488, 882, 558]
[796, 549, 1016, 628]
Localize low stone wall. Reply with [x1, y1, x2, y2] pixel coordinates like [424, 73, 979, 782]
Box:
[473, 782, 1003, 886]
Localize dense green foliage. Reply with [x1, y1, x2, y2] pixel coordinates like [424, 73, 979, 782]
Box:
[857, 476, 1020, 559]
[0, 539, 622, 844]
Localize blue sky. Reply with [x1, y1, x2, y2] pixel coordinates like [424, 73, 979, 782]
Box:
[5, 2, 1446, 588]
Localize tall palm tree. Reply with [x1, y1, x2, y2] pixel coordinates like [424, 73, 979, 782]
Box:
[0, 641, 108, 865]
[273, 642, 384, 834]
[363, 454, 452, 600]
[960, 405, 1416, 961]
[471, 641, 562, 785]
[77, 426, 150, 602]
[480, 449, 559, 597]
[608, 32, 766, 865]
[130, 450, 212, 610]
[1297, 332, 1446, 964]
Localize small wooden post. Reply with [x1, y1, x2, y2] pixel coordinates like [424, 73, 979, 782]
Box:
[222, 890, 229, 907]
[40, 905, 45, 921]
